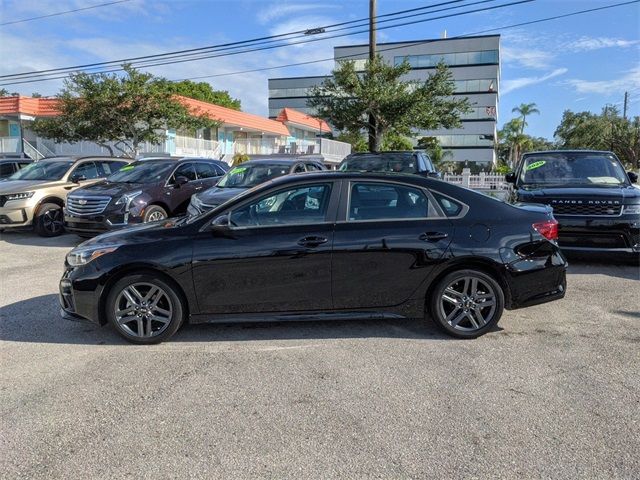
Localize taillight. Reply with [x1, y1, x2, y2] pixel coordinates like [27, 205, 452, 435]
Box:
[533, 219, 559, 241]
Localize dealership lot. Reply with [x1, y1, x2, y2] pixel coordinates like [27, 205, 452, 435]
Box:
[1, 232, 638, 479]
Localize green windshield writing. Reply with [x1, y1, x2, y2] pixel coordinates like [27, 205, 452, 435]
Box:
[525, 160, 546, 171]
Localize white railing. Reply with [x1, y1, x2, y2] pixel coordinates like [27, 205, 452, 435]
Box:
[174, 136, 221, 158]
[319, 138, 351, 162]
[22, 139, 45, 160]
[443, 169, 508, 190]
[231, 137, 351, 162]
[234, 137, 281, 155]
[0, 137, 20, 153]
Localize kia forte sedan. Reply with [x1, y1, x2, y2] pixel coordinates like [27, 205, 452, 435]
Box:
[60, 172, 567, 344]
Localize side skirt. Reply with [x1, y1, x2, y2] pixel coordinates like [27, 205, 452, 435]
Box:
[189, 311, 408, 325]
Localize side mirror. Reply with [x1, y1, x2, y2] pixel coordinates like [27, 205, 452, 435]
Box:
[70, 174, 86, 183]
[173, 175, 189, 187]
[505, 172, 517, 184]
[210, 214, 232, 236]
[627, 171, 638, 184]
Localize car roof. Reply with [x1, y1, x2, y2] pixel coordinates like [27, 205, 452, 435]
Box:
[240, 158, 320, 166]
[346, 151, 417, 156]
[38, 156, 132, 163]
[522, 150, 615, 156]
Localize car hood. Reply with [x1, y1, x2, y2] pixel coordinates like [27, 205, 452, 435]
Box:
[0, 179, 68, 193]
[71, 181, 148, 198]
[79, 217, 185, 247]
[198, 186, 247, 205]
[517, 185, 640, 203]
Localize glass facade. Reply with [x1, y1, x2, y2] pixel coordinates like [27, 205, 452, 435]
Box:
[394, 50, 498, 68]
[433, 134, 494, 147]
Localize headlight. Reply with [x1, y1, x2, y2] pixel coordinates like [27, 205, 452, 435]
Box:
[6, 191, 35, 201]
[622, 205, 640, 215]
[66, 244, 120, 267]
[115, 190, 142, 207]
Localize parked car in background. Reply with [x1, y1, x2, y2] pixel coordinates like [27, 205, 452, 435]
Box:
[0, 156, 130, 236]
[507, 150, 639, 261]
[187, 157, 326, 216]
[64, 158, 226, 236]
[339, 151, 439, 178]
[0, 158, 32, 179]
[60, 171, 567, 344]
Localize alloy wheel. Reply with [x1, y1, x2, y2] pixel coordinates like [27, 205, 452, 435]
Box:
[43, 208, 63, 234]
[147, 211, 166, 222]
[439, 276, 497, 332]
[113, 283, 173, 338]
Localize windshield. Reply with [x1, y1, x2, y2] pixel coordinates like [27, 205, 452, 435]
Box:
[107, 161, 175, 184]
[519, 153, 628, 186]
[8, 160, 74, 181]
[340, 154, 418, 174]
[217, 163, 290, 188]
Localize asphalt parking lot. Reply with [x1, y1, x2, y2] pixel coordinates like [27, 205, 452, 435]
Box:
[1, 231, 639, 479]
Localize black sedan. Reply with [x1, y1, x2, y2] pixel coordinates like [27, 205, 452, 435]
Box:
[60, 172, 567, 344]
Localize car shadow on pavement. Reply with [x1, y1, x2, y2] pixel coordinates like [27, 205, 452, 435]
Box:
[567, 259, 640, 280]
[0, 294, 461, 345]
[0, 231, 83, 248]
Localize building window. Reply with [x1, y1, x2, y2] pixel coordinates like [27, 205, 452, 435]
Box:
[394, 49, 499, 68]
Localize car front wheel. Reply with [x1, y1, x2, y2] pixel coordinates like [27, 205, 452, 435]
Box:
[428, 269, 504, 338]
[34, 202, 64, 237]
[105, 274, 184, 344]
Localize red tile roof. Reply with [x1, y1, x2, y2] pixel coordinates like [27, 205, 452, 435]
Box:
[178, 96, 290, 136]
[276, 108, 331, 133]
[0, 96, 60, 117]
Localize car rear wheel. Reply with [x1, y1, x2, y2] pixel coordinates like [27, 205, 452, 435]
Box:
[105, 274, 184, 344]
[428, 269, 504, 338]
[144, 205, 167, 223]
[34, 202, 64, 237]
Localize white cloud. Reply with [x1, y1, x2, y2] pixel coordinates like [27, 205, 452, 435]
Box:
[501, 68, 568, 95]
[565, 67, 640, 96]
[501, 46, 554, 70]
[257, 3, 327, 25]
[564, 36, 640, 52]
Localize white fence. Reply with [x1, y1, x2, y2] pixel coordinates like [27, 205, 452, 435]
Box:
[0, 137, 19, 153]
[443, 169, 508, 191]
[174, 136, 221, 158]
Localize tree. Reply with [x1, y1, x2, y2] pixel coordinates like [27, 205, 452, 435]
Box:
[0, 88, 9, 96]
[417, 136, 453, 168]
[31, 65, 218, 157]
[156, 79, 241, 110]
[554, 106, 639, 169]
[308, 55, 470, 151]
[512, 102, 540, 135]
[381, 132, 413, 151]
[336, 131, 368, 152]
[31, 92, 43, 98]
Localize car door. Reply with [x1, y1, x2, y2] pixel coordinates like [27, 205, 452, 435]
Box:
[194, 162, 222, 190]
[67, 161, 104, 188]
[331, 180, 453, 309]
[166, 162, 198, 214]
[191, 180, 339, 314]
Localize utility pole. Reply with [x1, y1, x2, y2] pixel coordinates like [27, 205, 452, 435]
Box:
[623, 91, 628, 119]
[368, 0, 377, 152]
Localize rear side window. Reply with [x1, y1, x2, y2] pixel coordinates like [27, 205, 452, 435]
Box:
[194, 162, 219, 179]
[348, 182, 438, 221]
[98, 161, 127, 176]
[431, 191, 464, 217]
[72, 161, 99, 180]
[292, 164, 306, 173]
[306, 163, 323, 171]
[0, 163, 15, 176]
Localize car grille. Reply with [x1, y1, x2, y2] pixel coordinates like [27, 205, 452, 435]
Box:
[550, 203, 622, 216]
[67, 195, 111, 215]
[0, 195, 6, 207]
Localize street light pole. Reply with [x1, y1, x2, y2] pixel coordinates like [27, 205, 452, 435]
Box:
[368, 0, 377, 152]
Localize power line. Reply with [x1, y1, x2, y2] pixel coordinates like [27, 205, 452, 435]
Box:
[0, 0, 471, 79]
[0, 0, 132, 27]
[176, 0, 640, 82]
[0, 0, 532, 86]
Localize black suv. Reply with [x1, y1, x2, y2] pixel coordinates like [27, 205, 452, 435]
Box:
[507, 150, 639, 260]
[64, 158, 226, 236]
[187, 157, 326, 216]
[339, 151, 439, 177]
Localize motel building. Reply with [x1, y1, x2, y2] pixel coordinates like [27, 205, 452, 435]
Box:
[0, 95, 351, 166]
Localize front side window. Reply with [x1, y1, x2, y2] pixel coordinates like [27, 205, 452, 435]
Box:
[519, 153, 628, 186]
[230, 184, 332, 228]
[349, 182, 437, 221]
[173, 163, 197, 182]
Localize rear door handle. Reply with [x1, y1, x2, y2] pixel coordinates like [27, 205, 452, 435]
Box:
[419, 231, 448, 242]
[298, 236, 328, 247]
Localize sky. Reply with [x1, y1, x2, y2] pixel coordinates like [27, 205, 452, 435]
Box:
[0, 0, 639, 139]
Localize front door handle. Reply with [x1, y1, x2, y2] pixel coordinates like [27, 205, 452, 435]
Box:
[298, 236, 328, 247]
[419, 231, 448, 242]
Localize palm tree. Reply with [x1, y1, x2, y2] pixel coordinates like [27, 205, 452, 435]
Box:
[512, 103, 540, 135]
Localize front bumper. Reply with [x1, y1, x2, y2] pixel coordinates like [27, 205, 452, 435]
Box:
[64, 208, 143, 235]
[0, 202, 34, 228]
[59, 265, 105, 325]
[556, 215, 640, 259]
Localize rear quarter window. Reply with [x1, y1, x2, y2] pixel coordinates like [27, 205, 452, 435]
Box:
[431, 191, 464, 217]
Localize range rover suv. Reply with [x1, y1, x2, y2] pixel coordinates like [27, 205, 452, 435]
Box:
[507, 150, 639, 260]
[64, 158, 225, 236]
[0, 156, 130, 236]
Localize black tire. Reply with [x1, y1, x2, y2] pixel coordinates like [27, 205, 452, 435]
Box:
[34, 202, 64, 237]
[143, 205, 168, 223]
[105, 273, 185, 344]
[428, 269, 504, 339]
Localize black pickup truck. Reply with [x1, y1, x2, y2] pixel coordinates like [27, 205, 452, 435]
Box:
[506, 150, 639, 261]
